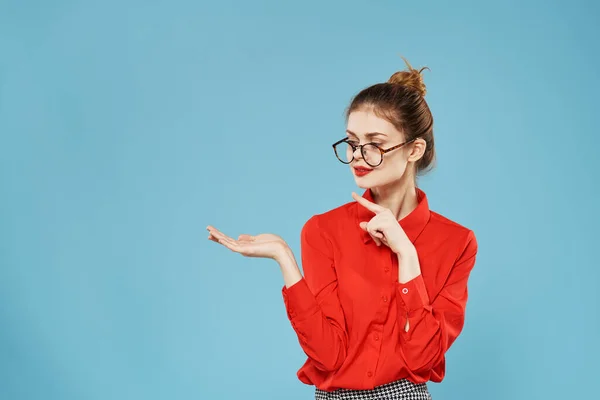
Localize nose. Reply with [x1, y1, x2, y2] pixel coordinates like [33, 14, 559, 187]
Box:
[353, 145, 363, 161]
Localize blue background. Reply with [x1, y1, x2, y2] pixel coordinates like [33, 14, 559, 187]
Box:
[1, 1, 598, 399]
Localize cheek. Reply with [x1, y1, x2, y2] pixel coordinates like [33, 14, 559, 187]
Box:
[379, 152, 408, 174]
[383, 163, 407, 178]
[369, 162, 407, 183]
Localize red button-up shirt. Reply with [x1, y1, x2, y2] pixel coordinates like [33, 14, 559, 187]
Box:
[282, 187, 478, 391]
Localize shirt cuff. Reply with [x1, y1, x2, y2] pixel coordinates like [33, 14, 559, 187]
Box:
[282, 278, 320, 321]
[397, 274, 431, 313]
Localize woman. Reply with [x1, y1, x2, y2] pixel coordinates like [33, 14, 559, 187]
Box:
[207, 58, 478, 400]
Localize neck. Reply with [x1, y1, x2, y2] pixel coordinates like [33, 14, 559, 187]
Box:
[370, 176, 418, 221]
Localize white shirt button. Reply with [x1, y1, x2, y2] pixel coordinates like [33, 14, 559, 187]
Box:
[402, 288, 409, 294]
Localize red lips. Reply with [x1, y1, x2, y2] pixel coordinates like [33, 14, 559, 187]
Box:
[353, 166, 373, 176]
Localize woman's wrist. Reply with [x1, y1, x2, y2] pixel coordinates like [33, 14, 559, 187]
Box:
[397, 250, 421, 284]
[275, 244, 303, 288]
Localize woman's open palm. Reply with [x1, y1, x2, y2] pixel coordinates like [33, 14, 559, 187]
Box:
[207, 225, 287, 259]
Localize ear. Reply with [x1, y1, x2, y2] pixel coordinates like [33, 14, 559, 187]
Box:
[407, 138, 426, 163]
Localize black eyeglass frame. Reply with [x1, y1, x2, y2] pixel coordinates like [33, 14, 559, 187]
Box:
[332, 137, 418, 167]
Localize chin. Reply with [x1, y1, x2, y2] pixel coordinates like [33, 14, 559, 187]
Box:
[354, 173, 403, 190]
[353, 176, 375, 189]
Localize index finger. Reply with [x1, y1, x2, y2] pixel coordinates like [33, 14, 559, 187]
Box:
[352, 192, 385, 213]
[207, 226, 234, 241]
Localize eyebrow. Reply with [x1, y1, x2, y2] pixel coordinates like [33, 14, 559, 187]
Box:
[346, 130, 387, 139]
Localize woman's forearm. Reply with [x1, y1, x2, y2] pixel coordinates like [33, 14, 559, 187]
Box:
[275, 243, 348, 371]
[397, 250, 421, 284]
[275, 245, 303, 288]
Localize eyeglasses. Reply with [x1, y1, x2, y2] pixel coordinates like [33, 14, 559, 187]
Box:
[332, 137, 417, 167]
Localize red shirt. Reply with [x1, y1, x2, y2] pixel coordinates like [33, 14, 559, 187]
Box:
[281, 187, 478, 391]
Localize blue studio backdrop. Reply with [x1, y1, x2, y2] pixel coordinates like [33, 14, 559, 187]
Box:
[1, 1, 598, 399]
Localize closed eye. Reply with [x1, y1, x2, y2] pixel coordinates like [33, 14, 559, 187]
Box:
[347, 140, 384, 147]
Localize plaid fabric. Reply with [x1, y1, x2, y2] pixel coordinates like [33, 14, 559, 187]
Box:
[315, 378, 431, 400]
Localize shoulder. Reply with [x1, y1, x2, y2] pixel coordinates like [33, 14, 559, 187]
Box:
[302, 200, 355, 236]
[428, 210, 478, 259]
[429, 210, 474, 237]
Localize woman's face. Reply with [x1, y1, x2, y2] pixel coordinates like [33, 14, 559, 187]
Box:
[345, 109, 420, 189]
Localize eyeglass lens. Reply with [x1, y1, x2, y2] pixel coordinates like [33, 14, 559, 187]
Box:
[334, 142, 382, 167]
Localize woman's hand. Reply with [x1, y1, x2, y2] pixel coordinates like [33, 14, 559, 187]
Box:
[207, 225, 303, 287]
[207, 225, 289, 261]
[351, 192, 416, 257]
[352, 193, 421, 283]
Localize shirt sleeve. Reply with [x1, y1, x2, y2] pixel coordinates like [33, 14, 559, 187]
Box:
[395, 230, 478, 376]
[281, 215, 348, 372]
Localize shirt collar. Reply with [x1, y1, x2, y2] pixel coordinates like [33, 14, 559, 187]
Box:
[355, 187, 431, 244]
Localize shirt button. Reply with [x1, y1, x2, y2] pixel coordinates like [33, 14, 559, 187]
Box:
[384, 267, 390, 273]
[367, 371, 373, 377]
[382, 295, 388, 302]
[402, 288, 409, 294]
[374, 334, 379, 341]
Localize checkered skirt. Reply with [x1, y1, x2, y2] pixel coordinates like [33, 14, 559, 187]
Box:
[315, 378, 431, 400]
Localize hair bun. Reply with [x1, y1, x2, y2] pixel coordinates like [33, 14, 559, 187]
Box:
[388, 56, 429, 97]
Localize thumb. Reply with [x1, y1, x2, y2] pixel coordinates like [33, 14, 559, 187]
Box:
[360, 222, 383, 239]
[359, 222, 383, 246]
